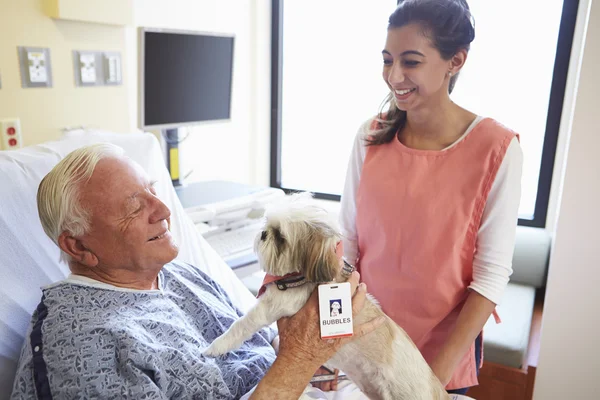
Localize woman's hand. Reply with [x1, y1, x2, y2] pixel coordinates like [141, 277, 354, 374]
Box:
[430, 291, 497, 388]
[430, 359, 453, 387]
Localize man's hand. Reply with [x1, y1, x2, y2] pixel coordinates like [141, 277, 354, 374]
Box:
[276, 271, 384, 371]
[250, 271, 384, 399]
[311, 367, 339, 392]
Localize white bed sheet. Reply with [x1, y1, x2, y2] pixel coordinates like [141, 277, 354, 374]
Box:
[241, 381, 368, 400]
[0, 129, 256, 399]
[241, 382, 473, 399]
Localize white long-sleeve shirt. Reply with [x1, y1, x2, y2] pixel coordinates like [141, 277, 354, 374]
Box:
[339, 116, 523, 305]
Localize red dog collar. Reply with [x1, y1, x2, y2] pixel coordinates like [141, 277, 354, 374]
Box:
[256, 272, 307, 298]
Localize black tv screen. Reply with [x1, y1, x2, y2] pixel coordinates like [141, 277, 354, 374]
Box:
[141, 29, 234, 129]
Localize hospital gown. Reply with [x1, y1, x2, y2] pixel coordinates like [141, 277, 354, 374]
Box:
[11, 261, 276, 399]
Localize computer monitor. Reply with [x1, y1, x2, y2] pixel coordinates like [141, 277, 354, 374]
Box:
[139, 28, 234, 129]
[138, 28, 235, 185]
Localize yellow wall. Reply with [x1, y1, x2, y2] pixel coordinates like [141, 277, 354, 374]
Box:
[0, 0, 131, 146]
[43, 0, 133, 26]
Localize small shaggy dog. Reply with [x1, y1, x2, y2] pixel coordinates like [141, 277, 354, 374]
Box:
[204, 193, 461, 400]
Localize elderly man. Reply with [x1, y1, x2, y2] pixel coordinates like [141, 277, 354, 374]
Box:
[11, 144, 379, 399]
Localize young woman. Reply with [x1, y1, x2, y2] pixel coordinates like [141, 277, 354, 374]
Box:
[340, 0, 523, 394]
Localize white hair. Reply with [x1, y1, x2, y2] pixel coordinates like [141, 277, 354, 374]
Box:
[37, 143, 125, 258]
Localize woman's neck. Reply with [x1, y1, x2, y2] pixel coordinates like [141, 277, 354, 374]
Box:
[402, 98, 476, 150]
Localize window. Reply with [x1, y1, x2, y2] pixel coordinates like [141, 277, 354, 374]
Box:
[271, 0, 579, 228]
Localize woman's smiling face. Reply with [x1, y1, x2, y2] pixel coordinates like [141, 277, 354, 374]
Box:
[382, 23, 457, 112]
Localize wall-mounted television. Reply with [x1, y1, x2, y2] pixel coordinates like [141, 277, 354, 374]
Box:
[139, 28, 235, 130]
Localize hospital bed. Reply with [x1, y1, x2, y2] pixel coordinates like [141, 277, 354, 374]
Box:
[0, 130, 472, 400]
[0, 130, 260, 399]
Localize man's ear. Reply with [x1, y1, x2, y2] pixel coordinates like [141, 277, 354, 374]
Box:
[58, 232, 98, 267]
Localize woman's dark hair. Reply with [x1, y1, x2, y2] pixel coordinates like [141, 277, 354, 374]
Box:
[367, 0, 475, 146]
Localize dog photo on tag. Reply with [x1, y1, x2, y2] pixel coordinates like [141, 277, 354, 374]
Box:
[330, 300, 341, 317]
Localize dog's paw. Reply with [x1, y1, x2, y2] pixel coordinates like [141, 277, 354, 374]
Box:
[203, 337, 232, 357]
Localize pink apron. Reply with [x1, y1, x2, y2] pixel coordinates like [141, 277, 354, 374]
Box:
[355, 118, 516, 389]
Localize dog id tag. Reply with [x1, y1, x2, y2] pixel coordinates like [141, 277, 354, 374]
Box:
[318, 282, 353, 339]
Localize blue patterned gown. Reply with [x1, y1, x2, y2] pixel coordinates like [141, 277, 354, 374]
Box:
[11, 261, 276, 399]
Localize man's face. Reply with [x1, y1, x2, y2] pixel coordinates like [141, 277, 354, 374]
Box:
[78, 156, 179, 273]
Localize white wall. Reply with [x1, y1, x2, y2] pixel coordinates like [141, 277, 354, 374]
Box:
[544, 1, 589, 233]
[130, 0, 271, 186]
[248, 0, 272, 187]
[533, 0, 600, 398]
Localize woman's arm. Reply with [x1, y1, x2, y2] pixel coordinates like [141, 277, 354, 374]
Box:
[431, 137, 523, 385]
[340, 119, 370, 265]
[468, 138, 523, 304]
[430, 290, 496, 385]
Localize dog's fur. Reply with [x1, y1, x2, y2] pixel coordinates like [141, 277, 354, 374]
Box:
[203, 193, 451, 400]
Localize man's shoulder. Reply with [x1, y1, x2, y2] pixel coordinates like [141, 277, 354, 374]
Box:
[37, 283, 139, 334]
[16, 286, 130, 385]
[13, 287, 161, 399]
[163, 261, 235, 310]
[163, 260, 215, 287]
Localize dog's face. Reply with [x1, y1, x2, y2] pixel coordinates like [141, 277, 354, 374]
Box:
[254, 193, 343, 282]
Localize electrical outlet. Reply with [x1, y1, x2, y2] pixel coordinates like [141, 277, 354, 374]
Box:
[27, 51, 48, 83]
[18, 47, 52, 88]
[0, 118, 23, 150]
[73, 51, 103, 86]
[79, 52, 97, 83]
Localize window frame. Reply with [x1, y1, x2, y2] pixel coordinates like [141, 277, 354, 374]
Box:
[270, 0, 581, 228]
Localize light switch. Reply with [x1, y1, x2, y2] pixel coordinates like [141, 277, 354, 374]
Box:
[103, 52, 122, 85]
[79, 53, 96, 83]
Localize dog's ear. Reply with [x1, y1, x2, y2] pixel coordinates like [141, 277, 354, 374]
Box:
[304, 237, 339, 283]
[268, 225, 286, 255]
[261, 225, 286, 256]
[257, 224, 291, 276]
